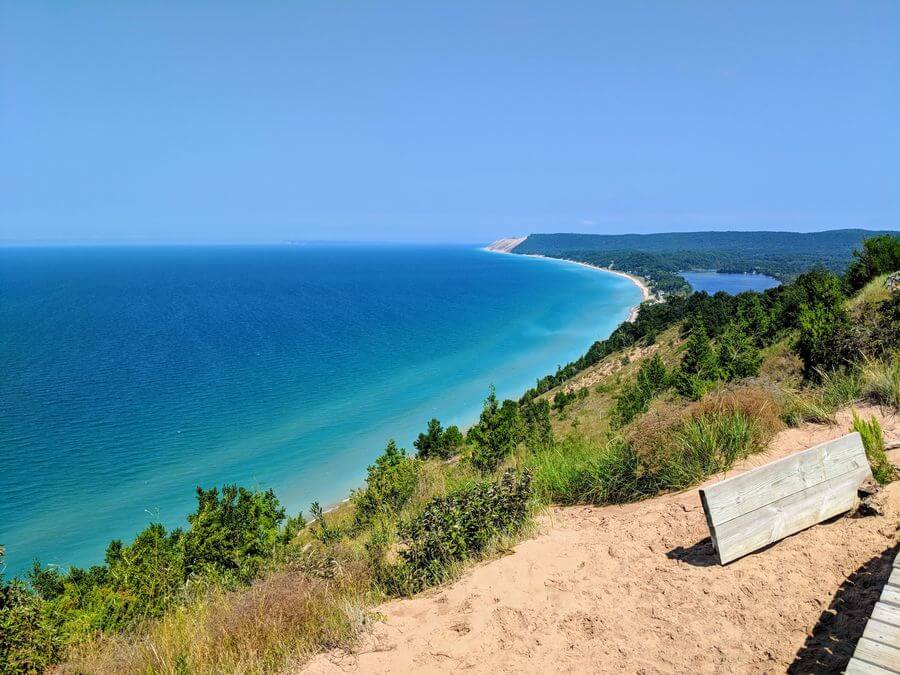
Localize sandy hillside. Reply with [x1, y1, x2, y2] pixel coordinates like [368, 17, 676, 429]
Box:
[302, 407, 900, 674]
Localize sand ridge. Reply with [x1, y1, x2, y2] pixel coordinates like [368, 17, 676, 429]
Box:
[302, 407, 900, 674]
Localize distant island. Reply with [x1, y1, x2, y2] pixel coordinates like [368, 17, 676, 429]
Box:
[488, 229, 898, 296]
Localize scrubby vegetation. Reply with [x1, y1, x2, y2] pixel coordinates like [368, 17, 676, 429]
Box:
[3, 233, 899, 673]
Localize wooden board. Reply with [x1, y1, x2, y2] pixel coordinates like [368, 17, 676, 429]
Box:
[846, 657, 896, 674]
[881, 587, 900, 609]
[699, 432, 871, 564]
[845, 658, 896, 674]
[852, 638, 900, 672]
[848, 549, 900, 673]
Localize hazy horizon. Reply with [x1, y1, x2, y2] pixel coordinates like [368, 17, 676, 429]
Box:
[3, 2, 898, 243]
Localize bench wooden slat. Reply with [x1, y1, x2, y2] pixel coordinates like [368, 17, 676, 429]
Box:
[845, 657, 896, 674]
[699, 432, 871, 564]
[699, 432, 867, 524]
[852, 637, 900, 672]
[864, 619, 900, 650]
[708, 467, 869, 564]
[872, 602, 900, 629]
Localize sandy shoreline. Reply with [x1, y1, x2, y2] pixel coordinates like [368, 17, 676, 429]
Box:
[484, 245, 653, 323]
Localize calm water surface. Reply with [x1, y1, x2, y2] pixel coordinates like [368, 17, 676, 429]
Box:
[680, 271, 780, 295]
[0, 245, 639, 575]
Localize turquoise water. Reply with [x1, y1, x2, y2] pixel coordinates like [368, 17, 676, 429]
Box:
[680, 271, 780, 295]
[0, 245, 639, 576]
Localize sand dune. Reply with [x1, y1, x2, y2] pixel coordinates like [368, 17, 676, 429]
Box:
[303, 406, 900, 674]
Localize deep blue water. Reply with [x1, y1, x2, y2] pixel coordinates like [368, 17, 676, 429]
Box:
[680, 271, 780, 295]
[0, 245, 639, 576]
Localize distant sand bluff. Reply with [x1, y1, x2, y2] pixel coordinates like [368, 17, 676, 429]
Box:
[485, 237, 526, 253]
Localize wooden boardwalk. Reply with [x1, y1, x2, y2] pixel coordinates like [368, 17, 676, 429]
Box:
[846, 551, 900, 673]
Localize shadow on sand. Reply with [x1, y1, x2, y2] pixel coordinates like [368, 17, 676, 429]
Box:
[788, 543, 898, 674]
[665, 537, 719, 567]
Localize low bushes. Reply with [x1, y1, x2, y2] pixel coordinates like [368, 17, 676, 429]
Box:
[387, 469, 532, 593]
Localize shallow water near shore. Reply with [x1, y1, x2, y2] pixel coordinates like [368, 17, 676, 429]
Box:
[0, 244, 639, 575]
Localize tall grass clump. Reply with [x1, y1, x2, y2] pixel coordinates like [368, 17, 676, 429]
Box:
[861, 356, 900, 410]
[780, 368, 863, 426]
[851, 410, 895, 485]
[526, 435, 643, 506]
[528, 385, 782, 506]
[628, 386, 782, 492]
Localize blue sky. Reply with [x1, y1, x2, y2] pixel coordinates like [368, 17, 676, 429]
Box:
[1, 1, 898, 243]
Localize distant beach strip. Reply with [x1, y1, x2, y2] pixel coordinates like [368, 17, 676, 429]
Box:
[485, 238, 653, 322]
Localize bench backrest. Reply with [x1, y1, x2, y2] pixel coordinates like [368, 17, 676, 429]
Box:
[699, 432, 872, 564]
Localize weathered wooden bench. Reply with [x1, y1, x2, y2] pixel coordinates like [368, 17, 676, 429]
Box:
[699, 432, 872, 565]
[845, 550, 900, 674]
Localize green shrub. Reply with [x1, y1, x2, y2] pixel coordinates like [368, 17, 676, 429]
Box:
[796, 304, 853, 380]
[520, 396, 553, 449]
[612, 354, 670, 426]
[389, 469, 532, 592]
[851, 411, 895, 484]
[414, 419, 464, 459]
[353, 440, 420, 525]
[674, 326, 719, 399]
[717, 323, 762, 381]
[468, 388, 524, 473]
[871, 294, 900, 356]
[183, 485, 285, 580]
[0, 555, 63, 674]
[846, 234, 900, 291]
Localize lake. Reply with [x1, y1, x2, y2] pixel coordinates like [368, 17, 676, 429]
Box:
[680, 271, 780, 295]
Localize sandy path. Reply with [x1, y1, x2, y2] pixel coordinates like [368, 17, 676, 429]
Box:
[303, 407, 900, 674]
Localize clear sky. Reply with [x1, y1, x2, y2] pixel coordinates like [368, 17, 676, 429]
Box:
[2, 1, 898, 244]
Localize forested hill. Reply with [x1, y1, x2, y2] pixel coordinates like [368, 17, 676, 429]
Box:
[513, 229, 897, 295]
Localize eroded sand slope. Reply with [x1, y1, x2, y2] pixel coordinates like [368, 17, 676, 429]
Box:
[303, 407, 900, 674]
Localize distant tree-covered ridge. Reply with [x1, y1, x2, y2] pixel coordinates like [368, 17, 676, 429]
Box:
[512, 229, 898, 296]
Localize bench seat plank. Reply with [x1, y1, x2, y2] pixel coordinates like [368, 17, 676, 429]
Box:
[699, 432, 871, 564]
[706, 466, 869, 564]
[700, 433, 868, 524]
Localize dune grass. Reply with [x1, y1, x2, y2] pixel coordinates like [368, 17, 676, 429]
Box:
[861, 356, 900, 410]
[851, 410, 894, 485]
[528, 385, 782, 506]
